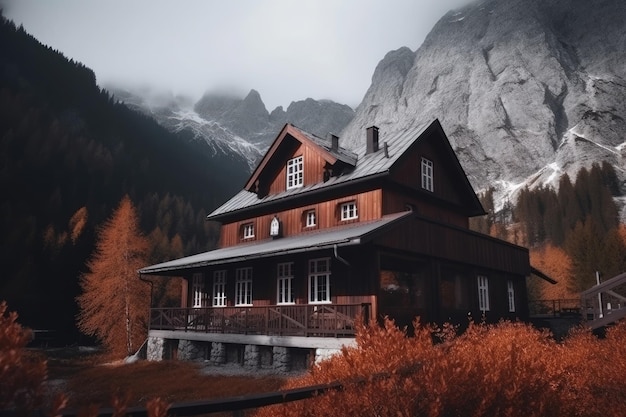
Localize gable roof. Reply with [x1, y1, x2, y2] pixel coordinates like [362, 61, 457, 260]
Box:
[244, 123, 358, 191]
[208, 119, 484, 220]
[140, 211, 412, 275]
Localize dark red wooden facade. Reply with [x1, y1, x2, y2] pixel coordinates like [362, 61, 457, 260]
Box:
[141, 120, 532, 338]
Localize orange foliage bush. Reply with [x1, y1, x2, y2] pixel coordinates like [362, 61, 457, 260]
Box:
[0, 301, 47, 411]
[255, 318, 626, 417]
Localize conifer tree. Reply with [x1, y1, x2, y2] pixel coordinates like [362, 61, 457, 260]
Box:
[77, 195, 150, 357]
[558, 174, 582, 236]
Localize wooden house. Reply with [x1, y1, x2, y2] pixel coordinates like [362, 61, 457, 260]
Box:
[139, 120, 532, 369]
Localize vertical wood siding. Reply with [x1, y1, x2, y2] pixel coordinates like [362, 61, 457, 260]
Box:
[382, 189, 469, 228]
[390, 140, 465, 207]
[267, 142, 328, 195]
[373, 217, 530, 275]
[219, 190, 383, 247]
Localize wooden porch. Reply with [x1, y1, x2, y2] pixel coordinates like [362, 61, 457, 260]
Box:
[149, 303, 371, 338]
[581, 272, 626, 330]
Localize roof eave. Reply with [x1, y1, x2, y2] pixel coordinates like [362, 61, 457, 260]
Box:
[207, 170, 390, 221]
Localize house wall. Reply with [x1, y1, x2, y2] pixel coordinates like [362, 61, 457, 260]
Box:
[390, 139, 465, 207]
[219, 189, 383, 247]
[373, 216, 529, 276]
[382, 188, 468, 228]
[186, 247, 378, 309]
[267, 141, 328, 195]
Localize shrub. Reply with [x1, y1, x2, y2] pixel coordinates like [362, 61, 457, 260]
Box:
[254, 318, 626, 417]
[0, 301, 47, 411]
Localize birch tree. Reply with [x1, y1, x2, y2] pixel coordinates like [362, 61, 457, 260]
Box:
[77, 195, 150, 357]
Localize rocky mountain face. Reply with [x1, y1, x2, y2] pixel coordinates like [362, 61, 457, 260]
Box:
[111, 87, 355, 172]
[340, 0, 626, 215]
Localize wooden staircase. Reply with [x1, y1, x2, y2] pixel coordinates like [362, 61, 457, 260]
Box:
[581, 272, 626, 330]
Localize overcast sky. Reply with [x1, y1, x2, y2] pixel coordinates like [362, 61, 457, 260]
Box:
[2, 0, 471, 110]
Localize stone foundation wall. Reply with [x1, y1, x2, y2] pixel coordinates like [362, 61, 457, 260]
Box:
[272, 346, 291, 373]
[178, 340, 208, 361]
[146, 335, 347, 373]
[210, 342, 226, 364]
[244, 345, 260, 369]
[314, 348, 342, 364]
[147, 337, 164, 361]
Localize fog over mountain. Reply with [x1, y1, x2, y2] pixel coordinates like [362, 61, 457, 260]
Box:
[110, 86, 355, 171]
[339, 0, 626, 216]
[113, 0, 625, 219]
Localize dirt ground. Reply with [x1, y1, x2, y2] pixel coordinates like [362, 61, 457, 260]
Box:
[40, 346, 299, 411]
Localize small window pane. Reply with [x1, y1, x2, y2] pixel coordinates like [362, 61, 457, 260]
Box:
[340, 202, 358, 221]
[306, 210, 316, 227]
[213, 270, 227, 307]
[421, 158, 433, 192]
[287, 156, 303, 189]
[477, 275, 490, 312]
[507, 280, 515, 312]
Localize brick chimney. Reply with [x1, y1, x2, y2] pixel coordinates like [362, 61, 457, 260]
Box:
[366, 126, 379, 154]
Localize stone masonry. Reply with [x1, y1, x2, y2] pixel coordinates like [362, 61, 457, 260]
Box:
[177, 340, 207, 361]
[147, 337, 164, 361]
[210, 342, 226, 364]
[244, 345, 260, 369]
[272, 346, 291, 373]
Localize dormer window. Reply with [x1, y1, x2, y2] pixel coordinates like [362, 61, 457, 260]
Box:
[421, 157, 434, 192]
[340, 201, 358, 221]
[287, 156, 303, 189]
[242, 223, 255, 239]
[305, 210, 316, 227]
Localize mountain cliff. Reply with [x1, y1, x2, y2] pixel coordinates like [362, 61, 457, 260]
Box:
[111, 86, 355, 171]
[340, 0, 626, 215]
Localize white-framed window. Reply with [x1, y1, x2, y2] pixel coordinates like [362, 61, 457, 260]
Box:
[191, 273, 205, 308]
[340, 201, 358, 221]
[213, 270, 227, 307]
[277, 262, 294, 304]
[305, 210, 316, 227]
[507, 280, 515, 312]
[421, 157, 434, 192]
[242, 223, 255, 239]
[477, 275, 490, 312]
[235, 267, 253, 306]
[309, 258, 331, 303]
[286, 155, 303, 189]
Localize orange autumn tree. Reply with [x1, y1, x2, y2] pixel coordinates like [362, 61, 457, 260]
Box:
[77, 195, 150, 358]
[530, 244, 577, 300]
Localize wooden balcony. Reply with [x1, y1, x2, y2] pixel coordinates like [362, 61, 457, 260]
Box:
[149, 303, 371, 338]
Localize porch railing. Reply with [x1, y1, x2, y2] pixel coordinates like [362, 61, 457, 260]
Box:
[149, 303, 371, 337]
[528, 299, 581, 317]
[581, 272, 626, 330]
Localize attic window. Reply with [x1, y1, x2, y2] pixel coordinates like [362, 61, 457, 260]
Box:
[340, 201, 358, 221]
[305, 210, 316, 227]
[421, 157, 434, 192]
[287, 156, 303, 189]
[242, 223, 255, 240]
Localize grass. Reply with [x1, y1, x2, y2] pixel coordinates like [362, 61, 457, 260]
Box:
[43, 348, 290, 411]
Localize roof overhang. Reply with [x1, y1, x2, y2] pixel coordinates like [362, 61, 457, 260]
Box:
[530, 266, 558, 284]
[140, 212, 412, 276]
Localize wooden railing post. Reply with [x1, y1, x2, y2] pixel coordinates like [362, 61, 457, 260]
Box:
[361, 303, 370, 324]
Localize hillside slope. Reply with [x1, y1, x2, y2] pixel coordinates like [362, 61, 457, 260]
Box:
[0, 16, 236, 340]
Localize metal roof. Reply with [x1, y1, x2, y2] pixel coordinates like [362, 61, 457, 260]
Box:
[208, 121, 430, 219]
[297, 127, 358, 166]
[139, 212, 412, 275]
